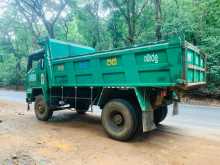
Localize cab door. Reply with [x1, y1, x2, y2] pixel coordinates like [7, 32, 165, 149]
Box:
[26, 50, 46, 101]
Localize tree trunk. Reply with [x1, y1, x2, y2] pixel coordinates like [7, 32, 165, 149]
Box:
[43, 19, 55, 38]
[15, 58, 21, 90]
[155, 0, 162, 41]
[126, 0, 136, 45]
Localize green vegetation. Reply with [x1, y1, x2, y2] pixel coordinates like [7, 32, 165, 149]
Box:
[0, 0, 219, 97]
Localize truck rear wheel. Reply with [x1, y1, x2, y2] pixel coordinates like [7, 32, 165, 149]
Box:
[101, 99, 138, 141]
[34, 95, 53, 121]
[154, 106, 168, 125]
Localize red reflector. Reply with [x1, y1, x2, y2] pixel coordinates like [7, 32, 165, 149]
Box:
[160, 91, 167, 97]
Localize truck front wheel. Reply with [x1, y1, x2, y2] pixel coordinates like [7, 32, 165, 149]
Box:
[101, 99, 138, 141]
[154, 106, 168, 125]
[34, 95, 53, 121]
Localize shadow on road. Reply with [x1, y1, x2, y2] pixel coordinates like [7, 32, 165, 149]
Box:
[49, 111, 101, 125]
[43, 110, 178, 142]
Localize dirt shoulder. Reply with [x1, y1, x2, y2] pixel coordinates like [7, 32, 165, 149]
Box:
[0, 99, 220, 165]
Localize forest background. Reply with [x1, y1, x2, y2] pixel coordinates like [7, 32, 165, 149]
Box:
[0, 0, 219, 98]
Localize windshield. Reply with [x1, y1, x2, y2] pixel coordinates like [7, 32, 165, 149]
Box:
[27, 49, 45, 72]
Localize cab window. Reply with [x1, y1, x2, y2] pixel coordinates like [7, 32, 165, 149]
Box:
[27, 50, 45, 72]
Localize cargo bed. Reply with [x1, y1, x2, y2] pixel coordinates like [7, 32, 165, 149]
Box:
[43, 36, 206, 89]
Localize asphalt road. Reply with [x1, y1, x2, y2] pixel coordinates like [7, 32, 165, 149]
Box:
[0, 88, 220, 140]
[0, 89, 25, 102]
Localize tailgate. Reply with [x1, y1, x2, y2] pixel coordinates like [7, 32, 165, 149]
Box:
[184, 42, 206, 87]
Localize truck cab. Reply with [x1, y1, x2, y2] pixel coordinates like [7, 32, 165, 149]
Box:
[26, 49, 46, 103]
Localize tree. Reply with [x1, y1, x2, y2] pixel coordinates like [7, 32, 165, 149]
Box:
[154, 0, 162, 40]
[75, 0, 109, 49]
[107, 11, 125, 48]
[104, 0, 149, 45]
[0, 7, 33, 87]
[14, 0, 68, 38]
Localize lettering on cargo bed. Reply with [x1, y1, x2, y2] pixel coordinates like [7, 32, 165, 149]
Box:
[106, 57, 118, 66]
[144, 53, 159, 64]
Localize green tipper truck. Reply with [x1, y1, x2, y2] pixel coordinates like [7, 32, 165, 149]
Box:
[26, 35, 206, 141]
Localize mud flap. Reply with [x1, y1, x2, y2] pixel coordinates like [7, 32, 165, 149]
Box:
[173, 101, 179, 115]
[142, 111, 156, 132]
[134, 87, 156, 132]
[27, 103, 30, 111]
[172, 91, 179, 115]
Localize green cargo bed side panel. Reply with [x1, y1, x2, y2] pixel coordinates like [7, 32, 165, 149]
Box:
[50, 39, 183, 87]
[41, 35, 206, 88]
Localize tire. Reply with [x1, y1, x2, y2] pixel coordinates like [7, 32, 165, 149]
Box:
[34, 95, 53, 121]
[154, 106, 168, 125]
[101, 99, 138, 141]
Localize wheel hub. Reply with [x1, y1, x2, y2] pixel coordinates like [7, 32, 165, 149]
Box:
[38, 104, 45, 113]
[112, 114, 124, 126]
